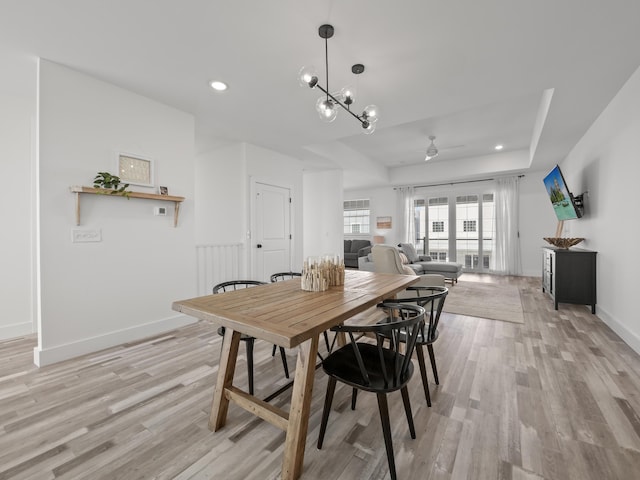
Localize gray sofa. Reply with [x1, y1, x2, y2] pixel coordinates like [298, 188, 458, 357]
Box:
[344, 239, 372, 268]
[358, 242, 463, 283]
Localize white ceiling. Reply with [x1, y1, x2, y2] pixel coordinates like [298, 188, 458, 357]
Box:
[2, 0, 640, 189]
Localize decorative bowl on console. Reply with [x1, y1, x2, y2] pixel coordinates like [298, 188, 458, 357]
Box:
[543, 237, 585, 249]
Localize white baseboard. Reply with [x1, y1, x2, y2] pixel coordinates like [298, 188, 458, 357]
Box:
[33, 315, 197, 367]
[0, 321, 35, 340]
[596, 306, 640, 356]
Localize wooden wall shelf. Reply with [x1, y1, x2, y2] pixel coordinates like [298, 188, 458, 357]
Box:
[70, 186, 185, 227]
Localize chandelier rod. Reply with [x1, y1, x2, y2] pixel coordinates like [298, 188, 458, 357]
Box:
[324, 35, 329, 104]
[315, 84, 366, 126]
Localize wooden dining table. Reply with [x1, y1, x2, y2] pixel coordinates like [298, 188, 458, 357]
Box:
[171, 269, 419, 480]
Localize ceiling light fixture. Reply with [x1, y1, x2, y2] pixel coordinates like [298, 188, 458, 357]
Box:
[299, 24, 379, 134]
[495, 144, 504, 150]
[209, 80, 228, 91]
[425, 135, 439, 161]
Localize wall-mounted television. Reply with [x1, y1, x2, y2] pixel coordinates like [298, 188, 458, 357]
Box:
[543, 165, 583, 220]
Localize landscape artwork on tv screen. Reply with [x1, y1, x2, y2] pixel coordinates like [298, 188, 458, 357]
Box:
[543, 165, 581, 220]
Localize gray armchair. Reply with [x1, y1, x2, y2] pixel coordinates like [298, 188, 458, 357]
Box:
[343, 239, 372, 268]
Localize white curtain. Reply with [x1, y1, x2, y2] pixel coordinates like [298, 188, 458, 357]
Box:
[396, 186, 415, 244]
[494, 176, 522, 275]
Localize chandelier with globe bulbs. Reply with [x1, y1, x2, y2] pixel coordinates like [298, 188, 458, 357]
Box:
[299, 24, 379, 134]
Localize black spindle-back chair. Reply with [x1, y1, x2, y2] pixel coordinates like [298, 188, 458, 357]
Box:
[317, 303, 425, 480]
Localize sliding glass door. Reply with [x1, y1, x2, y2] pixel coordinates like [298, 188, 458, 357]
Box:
[455, 194, 495, 269]
[414, 190, 495, 271]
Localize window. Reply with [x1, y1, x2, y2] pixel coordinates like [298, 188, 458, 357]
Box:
[343, 199, 370, 234]
[415, 191, 495, 271]
[428, 197, 449, 259]
[430, 251, 447, 261]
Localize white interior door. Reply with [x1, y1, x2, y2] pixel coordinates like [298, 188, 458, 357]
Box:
[253, 182, 291, 281]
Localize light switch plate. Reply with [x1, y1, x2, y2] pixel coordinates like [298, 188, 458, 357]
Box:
[72, 229, 102, 243]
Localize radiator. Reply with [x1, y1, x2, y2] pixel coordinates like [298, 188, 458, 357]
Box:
[196, 243, 245, 296]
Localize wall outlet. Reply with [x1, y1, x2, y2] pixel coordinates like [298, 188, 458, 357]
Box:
[72, 229, 102, 243]
[154, 206, 167, 216]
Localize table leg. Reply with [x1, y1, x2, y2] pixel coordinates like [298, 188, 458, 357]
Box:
[282, 334, 320, 480]
[209, 328, 241, 431]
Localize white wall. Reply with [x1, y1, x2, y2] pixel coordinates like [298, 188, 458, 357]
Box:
[519, 173, 558, 276]
[245, 143, 304, 273]
[390, 150, 531, 186]
[195, 142, 246, 245]
[194, 142, 305, 277]
[559, 63, 640, 353]
[35, 60, 197, 365]
[303, 170, 343, 259]
[0, 50, 36, 339]
[344, 186, 398, 244]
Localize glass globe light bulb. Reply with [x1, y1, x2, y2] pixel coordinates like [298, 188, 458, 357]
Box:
[316, 97, 338, 122]
[362, 121, 376, 135]
[340, 85, 356, 105]
[362, 104, 379, 124]
[298, 66, 318, 88]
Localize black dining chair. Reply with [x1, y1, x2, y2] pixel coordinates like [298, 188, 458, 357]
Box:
[317, 303, 426, 480]
[380, 285, 448, 407]
[270, 272, 332, 354]
[212, 280, 290, 395]
[269, 271, 302, 283]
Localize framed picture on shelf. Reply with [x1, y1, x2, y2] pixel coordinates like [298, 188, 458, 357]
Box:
[159, 186, 168, 195]
[117, 153, 154, 187]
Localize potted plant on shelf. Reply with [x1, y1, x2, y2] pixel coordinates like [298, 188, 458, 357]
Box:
[93, 172, 130, 198]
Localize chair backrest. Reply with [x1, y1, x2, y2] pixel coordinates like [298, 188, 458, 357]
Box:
[270, 272, 302, 282]
[212, 280, 267, 294]
[332, 303, 425, 389]
[371, 244, 416, 276]
[382, 286, 448, 343]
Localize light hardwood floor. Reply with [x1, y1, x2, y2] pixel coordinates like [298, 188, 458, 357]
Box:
[2, 275, 640, 479]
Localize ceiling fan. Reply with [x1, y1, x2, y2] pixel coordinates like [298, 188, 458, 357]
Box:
[425, 135, 439, 161]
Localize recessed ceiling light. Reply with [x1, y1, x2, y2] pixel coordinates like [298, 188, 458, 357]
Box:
[495, 144, 504, 150]
[209, 80, 228, 91]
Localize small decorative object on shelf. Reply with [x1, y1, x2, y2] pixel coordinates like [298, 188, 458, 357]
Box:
[159, 186, 168, 195]
[543, 237, 585, 249]
[93, 172, 130, 198]
[301, 255, 345, 292]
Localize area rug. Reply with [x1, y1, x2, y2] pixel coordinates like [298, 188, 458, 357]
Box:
[443, 281, 524, 324]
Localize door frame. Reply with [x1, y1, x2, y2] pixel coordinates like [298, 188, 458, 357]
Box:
[249, 177, 294, 279]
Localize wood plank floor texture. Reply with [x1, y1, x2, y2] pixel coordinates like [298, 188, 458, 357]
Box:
[2, 275, 640, 479]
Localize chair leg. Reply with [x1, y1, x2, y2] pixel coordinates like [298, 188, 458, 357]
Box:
[278, 347, 290, 379]
[323, 331, 331, 352]
[245, 339, 255, 395]
[317, 377, 337, 449]
[400, 386, 416, 439]
[351, 388, 358, 410]
[427, 344, 439, 385]
[415, 344, 432, 406]
[376, 393, 397, 480]
[271, 344, 277, 356]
